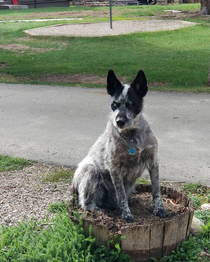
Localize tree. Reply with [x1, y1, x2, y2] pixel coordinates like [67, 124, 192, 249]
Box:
[208, 63, 210, 86]
[200, 0, 210, 15]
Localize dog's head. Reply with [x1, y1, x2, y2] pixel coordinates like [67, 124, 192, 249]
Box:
[107, 70, 148, 131]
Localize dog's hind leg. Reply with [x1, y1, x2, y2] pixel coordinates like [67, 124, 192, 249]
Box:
[148, 159, 167, 218]
[76, 164, 103, 212]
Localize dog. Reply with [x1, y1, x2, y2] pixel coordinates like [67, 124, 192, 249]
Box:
[72, 70, 167, 223]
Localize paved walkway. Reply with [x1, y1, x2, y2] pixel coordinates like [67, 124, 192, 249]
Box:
[0, 83, 210, 185]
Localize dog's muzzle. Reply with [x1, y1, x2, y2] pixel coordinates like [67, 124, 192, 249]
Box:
[116, 119, 125, 128]
[115, 114, 129, 128]
[115, 108, 131, 129]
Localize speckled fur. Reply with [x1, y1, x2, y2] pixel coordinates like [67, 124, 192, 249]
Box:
[72, 70, 167, 222]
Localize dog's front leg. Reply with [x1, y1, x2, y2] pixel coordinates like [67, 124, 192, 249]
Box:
[149, 161, 167, 218]
[110, 173, 134, 223]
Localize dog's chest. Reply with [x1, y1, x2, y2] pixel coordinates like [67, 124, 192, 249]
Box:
[109, 139, 146, 168]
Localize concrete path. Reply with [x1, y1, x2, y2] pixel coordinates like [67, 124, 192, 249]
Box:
[0, 83, 210, 185]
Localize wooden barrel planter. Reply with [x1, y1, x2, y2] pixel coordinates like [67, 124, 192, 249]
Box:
[68, 184, 194, 262]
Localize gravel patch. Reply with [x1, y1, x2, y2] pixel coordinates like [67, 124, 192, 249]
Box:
[24, 20, 197, 37]
[0, 163, 71, 227]
[0, 162, 185, 227]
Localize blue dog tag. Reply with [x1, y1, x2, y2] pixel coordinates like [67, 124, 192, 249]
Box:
[129, 148, 135, 154]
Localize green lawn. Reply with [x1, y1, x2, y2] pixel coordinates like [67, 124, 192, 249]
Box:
[0, 4, 210, 92]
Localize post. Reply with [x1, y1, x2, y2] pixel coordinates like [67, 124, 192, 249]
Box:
[109, 0, 112, 29]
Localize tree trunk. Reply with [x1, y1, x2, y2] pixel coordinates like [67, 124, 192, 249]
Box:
[200, 0, 210, 15]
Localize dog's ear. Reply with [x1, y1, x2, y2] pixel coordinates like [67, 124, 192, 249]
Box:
[107, 70, 122, 96]
[131, 70, 148, 97]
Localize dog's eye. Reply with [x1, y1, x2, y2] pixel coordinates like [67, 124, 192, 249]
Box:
[111, 101, 120, 110]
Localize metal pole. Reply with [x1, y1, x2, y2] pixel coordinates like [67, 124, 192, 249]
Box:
[109, 0, 112, 29]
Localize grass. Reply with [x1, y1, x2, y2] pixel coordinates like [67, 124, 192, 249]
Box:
[0, 200, 210, 262]
[194, 210, 210, 224]
[137, 178, 150, 184]
[47, 201, 69, 213]
[151, 234, 210, 262]
[0, 4, 210, 92]
[0, 4, 201, 20]
[182, 182, 210, 209]
[0, 156, 131, 261]
[0, 211, 132, 262]
[42, 168, 74, 183]
[1, 156, 210, 261]
[0, 155, 34, 172]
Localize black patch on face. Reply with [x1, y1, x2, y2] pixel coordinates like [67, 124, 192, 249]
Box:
[111, 99, 120, 111]
[110, 86, 143, 118]
[127, 87, 143, 116]
[107, 70, 146, 118]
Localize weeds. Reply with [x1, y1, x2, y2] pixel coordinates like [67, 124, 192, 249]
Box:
[0, 207, 132, 262]
[1, 156, 210, 262]
[182, 182, 210, 209]
[183, 182, 207, 194]
[136, 178, 150, 184]
[0, 155, 34, 172]
[1, 202, 209, 262]
[42, 168, 74, 183]
[151, 228, 210, 262]
[47, 201, 69, 213]
[194, 210, 210, 224]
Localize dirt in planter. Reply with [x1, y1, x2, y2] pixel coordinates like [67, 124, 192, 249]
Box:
[68, 186, 190, 235]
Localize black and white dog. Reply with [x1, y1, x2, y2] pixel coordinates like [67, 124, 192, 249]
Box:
[72, 70, 167, 222]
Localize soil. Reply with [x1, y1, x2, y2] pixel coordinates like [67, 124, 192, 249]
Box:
[0, 9, 201, 21]
[0, 44, 55, 54]
[68, 184, 190, 235]
[0, 10, 111, 20]
[42, 73, 107, 85]
[0, 62, 6, 68]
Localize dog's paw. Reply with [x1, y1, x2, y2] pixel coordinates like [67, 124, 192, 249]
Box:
[94, 206, 104, 213]
[153, 207, 167, 218]
[121, 211, 135, 223]
[83, 204, 103, 213]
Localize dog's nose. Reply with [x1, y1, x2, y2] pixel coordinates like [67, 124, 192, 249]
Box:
[116, 120, 125, 128]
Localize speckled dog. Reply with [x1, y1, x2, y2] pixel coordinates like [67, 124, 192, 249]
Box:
[72, 70, 167, 222]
